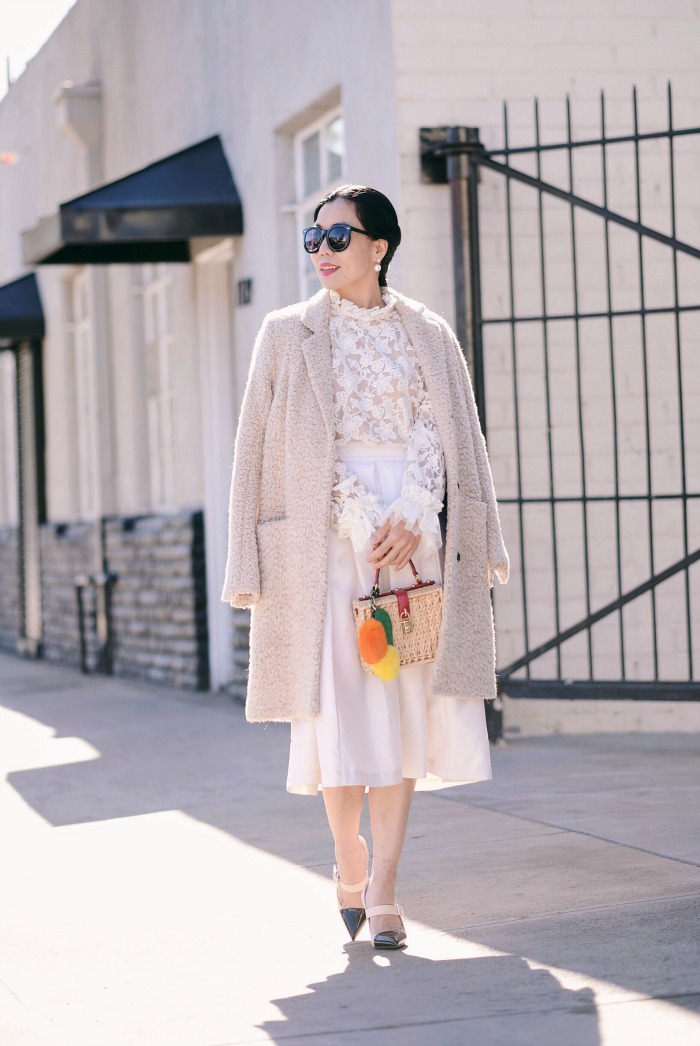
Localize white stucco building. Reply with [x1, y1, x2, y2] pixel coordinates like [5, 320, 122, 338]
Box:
[1, 0, 698, 729]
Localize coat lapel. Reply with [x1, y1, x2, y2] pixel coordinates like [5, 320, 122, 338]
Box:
[300, 289, 335, 437]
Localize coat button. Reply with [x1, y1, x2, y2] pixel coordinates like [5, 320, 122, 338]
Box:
[456, 552, 461, 562]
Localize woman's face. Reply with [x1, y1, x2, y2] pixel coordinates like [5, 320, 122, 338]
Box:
[310, 198, 386, 299]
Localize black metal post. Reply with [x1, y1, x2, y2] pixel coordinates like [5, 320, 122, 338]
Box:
[75, 575, 89, 673]
[446, 127, 470, 361]
[419, 126, 486, 410]
[466, 150, 486, 431]
[93, 569, 118, 674]
[445, 127, 485, 386]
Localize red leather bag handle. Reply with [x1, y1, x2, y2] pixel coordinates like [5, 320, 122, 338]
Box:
[373, 558, 421, 588]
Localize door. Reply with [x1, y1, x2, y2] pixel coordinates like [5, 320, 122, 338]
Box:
[195, 240, 237, 690]
[15, 339, 45, 656]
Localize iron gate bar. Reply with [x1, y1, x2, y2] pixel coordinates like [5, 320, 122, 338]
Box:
[501, 681, 700, 701]
[534, 98, 562, 677]
[426, 125, 700, 163]
[500, 105, 531, 678]
[565, 96, 594, 677]
[498, 493, 700, 504]
[499, 545, 700, 679]
[480, 303, 700, 325]
[600, 90, 626, 679]
[631, 88, 657, 678]
[472, 155, 700, 260]
[483, 125, 700, 156]
[668, 83, 693, 680]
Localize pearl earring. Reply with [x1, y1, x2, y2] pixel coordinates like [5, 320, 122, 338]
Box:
[374, 261, 382, 272]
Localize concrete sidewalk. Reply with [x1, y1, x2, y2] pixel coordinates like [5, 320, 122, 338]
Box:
[1, 651, 699, 1046]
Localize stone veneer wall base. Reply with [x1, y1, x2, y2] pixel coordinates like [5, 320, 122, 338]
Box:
[106, 509, 209, 690]
[38, 509, 209, 689]
[40, 521, 95, 668]
[0, 525, 20, 650]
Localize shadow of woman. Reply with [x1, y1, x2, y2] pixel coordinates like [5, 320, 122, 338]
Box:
[258, 946, 599, 1045]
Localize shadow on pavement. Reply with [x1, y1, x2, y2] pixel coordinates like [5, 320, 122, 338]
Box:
[259, 951, 599, 1045]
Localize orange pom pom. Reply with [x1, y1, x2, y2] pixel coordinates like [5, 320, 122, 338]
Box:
[370, 645, 400, 680]
[359, 618, 388, 664]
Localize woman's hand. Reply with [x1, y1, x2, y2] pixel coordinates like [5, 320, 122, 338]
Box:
[367, 519, 420, 571]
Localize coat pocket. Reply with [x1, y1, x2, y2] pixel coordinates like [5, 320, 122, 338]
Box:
[256, 517, 289, 600]
[454, 495, 488, 583]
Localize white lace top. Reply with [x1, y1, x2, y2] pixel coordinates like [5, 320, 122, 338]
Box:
[328, 288, 446, 554]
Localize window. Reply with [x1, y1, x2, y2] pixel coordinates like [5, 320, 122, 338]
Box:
[293, 109, 345, 300]
[141, 263, 175, 510]
[65, 270, 99, 520]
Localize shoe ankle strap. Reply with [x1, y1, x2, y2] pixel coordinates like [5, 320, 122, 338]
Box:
[334, 866, 370, 893]
[333, 836, 370, 895]
[339, 873, 370, 892]
[365, 902, 401, 918]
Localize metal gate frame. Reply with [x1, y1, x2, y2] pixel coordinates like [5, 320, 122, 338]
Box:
[421, 83, 700, 701]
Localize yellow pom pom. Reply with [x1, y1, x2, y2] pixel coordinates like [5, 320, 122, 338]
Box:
[370, 645, 400, 680]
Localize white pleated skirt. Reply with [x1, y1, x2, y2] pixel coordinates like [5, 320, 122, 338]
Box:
[286, 442, 492, 796]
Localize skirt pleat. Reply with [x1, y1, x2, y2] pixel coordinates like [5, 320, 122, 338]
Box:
[286, 442, 492, 795]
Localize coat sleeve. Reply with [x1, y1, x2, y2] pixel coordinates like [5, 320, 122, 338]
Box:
[442, 321, 509, 588]
[220, 314, 277, 607]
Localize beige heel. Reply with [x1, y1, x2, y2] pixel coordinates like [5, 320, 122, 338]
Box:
[361, 885, 407, 949]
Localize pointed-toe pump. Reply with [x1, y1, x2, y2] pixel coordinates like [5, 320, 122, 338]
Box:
[333, 835, 370, 941]
[361, 886, 407, 950]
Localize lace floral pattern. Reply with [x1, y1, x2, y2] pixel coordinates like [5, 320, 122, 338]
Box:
[328, 289, 445, 553]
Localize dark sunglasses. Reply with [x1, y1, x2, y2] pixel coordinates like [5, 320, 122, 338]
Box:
[302, 223, 372, 254]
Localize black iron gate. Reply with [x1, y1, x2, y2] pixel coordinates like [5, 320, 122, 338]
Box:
[422, 83, 700, 701]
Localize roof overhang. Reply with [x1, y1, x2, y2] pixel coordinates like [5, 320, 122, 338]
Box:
[22, 135, 243, 265]
[0, 273, 45, 346]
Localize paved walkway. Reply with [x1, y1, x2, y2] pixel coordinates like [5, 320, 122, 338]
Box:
[1, 651, 699, 1045]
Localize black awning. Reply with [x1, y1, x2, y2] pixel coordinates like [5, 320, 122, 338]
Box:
[0, 273, 45, 346]
[22, 135, 243, 265]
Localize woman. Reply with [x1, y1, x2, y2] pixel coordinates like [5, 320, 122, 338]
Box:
[221, 185, 508, 950]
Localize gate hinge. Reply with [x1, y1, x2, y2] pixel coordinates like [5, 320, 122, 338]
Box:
[419, 126, 484, 184]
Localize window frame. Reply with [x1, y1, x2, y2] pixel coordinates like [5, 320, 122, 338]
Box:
[292, 106, 345, 302]
[65, 269, 99, 521]
[139, 262, 176, 512]
[0, 351, 18, 524]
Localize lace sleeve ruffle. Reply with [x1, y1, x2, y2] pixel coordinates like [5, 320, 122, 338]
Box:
[331, 455, 384, 554]
[378, 374, 446, 553]
[379, 483, 443, 553]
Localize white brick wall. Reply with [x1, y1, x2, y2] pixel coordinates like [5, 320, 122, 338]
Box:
[391, 0, 700, 687]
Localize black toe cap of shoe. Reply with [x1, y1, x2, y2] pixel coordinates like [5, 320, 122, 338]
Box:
[340, 907, 367, 941]
[372, 929, 407, 949]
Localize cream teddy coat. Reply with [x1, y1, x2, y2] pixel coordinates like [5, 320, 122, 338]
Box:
[221, 286, 509, 723]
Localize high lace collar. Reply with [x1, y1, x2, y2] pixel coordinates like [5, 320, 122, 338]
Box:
[329, 287, 397, 321]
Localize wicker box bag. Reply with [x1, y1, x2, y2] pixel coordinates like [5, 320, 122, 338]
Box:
[352, 559, 443, 674]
